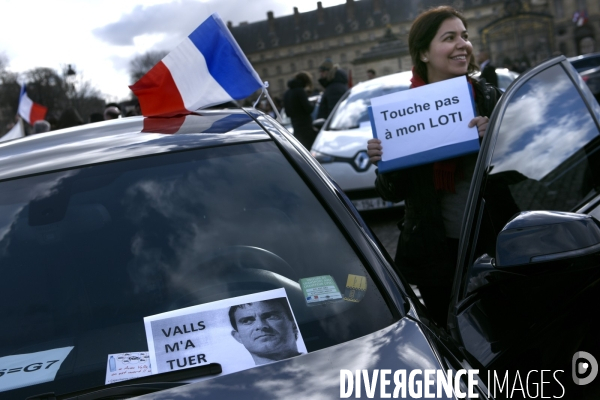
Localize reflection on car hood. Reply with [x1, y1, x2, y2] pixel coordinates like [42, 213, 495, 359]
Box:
[312, 125, 373, 158]
[139, 318, 443, 400]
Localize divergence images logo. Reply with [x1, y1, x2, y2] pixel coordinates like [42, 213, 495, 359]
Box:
[573, 351, 598, 386]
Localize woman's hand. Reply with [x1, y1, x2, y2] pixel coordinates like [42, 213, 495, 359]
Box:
[367, 138, 383, 165]
[469, 116, 490, 138]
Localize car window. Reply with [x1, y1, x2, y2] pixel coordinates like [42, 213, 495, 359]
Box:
[327, 82, 410, 130]
[0, 141, 397, 398]
[475, 63, 600, 256]
[570, 54, 600, 72]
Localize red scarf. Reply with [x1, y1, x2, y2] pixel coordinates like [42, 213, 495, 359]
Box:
[410, 67, 474, 193]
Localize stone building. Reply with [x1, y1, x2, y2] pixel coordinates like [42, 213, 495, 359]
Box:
[230, 0, 599, 100]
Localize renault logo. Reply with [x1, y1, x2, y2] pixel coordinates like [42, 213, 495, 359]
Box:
[353, 151, 370, 171]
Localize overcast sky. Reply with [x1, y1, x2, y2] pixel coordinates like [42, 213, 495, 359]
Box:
[0, 0, 346, 103]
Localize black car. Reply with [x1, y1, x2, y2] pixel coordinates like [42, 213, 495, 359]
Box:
[568, 52, 600, 73]
[1, 55, 600, 400]
[581, 66, 600, 101]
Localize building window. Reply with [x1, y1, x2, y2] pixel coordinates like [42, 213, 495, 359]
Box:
[341, 53, 347, 62]
[338, 38, 344, 46]
[308, 59, 314, 68]
[559, 42, 567, 55]
[260, 54, 265, 61]
[276, 65, 282, 75]
[553, 0, 564, 19]
[576, 0, 586, 10]
[278, 79, 284, 91]
[290, 63, 296, 72]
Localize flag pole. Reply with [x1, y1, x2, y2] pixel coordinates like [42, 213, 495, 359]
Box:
[253, 81, 282, 122]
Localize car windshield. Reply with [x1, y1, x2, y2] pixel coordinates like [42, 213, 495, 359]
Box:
[0, 141, 397, 398]
[327, 81, 411, 130]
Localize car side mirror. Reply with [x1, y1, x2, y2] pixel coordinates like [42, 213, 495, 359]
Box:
[495, 211, 600, 270]
[312, 118, 326, 131]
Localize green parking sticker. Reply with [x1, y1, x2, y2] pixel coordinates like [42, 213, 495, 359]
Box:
[299, 275, 343, 305]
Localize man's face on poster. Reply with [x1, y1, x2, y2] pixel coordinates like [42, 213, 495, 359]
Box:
[231, 301, 298, 362]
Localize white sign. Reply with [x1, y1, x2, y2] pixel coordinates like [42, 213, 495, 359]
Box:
[369, 76, 478, 173]
[144, 288, 306, 378]
[0, 347, 73, 392]
[105, 352, 152, 384]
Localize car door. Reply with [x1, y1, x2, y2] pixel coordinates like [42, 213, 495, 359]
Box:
[448, 56, 600, 398]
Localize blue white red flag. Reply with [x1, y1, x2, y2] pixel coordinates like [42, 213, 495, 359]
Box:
[18, 84, 47, 124]
[130, 13, 264, 117]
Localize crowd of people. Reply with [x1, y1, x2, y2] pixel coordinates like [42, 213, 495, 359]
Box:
[4, 102, 142, 137]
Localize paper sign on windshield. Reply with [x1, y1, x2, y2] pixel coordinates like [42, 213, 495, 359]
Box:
[369, 76, 478, 173]
[105, 352, 152, 384]
[144, 288, 306, 378]
[0, 346, 73, 392]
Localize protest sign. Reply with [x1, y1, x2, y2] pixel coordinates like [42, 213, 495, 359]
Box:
[105, 352, 152, 384]
[368, 76, 478, 173]
[144, 288, 306, 378]
[0, 347, 73, 393]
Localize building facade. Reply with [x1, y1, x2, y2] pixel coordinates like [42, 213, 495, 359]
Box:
[230, 0, 599, 100]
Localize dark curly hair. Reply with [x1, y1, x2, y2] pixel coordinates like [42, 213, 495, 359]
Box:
[408, 6, 479, 83]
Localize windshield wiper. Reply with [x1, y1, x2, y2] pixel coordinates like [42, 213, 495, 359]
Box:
[27, 363, 222, 400]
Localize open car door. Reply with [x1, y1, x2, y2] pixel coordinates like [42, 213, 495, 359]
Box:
[448, 56, 600, 399]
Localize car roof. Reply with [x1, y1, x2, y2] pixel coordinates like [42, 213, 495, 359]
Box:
[0, 109, 270, 182]
[567, 51, 600, 62]
[348, 70, 413, 95]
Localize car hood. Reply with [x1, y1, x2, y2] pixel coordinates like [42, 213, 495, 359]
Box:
[312, 125, 373, 158]
[139, 317, 444, 399]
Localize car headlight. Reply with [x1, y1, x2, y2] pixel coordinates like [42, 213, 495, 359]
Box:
[311, 150, 335, 163]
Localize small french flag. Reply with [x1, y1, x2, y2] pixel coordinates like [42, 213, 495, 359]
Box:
[18, 84, 48, 125]
[130, 13, 264, 117]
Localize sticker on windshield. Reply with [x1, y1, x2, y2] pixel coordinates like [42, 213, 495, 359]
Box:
[299, 275, 343, 305]
[0, 346, 73, 393]
[105, 352, 152, 385]
[344, 274, 367, 303]
[144, 288, 306, 379]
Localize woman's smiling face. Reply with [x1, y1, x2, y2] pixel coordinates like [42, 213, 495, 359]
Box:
[422, 17, 472, 83]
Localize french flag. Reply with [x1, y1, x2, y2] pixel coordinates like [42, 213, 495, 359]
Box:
[130, 13, 264, 117]
[18, 84, 47, 124]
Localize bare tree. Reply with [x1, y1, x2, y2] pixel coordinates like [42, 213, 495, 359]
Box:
[129, 50, 168, 84]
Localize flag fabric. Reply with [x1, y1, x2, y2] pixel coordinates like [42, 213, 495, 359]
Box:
[1, 119, 24, 142]
[130, 13, 264, 117]
[18, 84, 47, 124]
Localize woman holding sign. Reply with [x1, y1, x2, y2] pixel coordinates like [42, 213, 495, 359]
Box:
[366, 6, 502, 327]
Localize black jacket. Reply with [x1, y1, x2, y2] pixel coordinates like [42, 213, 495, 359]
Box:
[374, 80, 502, 285]
[480, 63, 499, 87]
[317, 67, 348, 120]
[284, 78, 315, 148]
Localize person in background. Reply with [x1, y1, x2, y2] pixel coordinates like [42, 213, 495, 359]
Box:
[284, 71, 315, 149]
[367, 68, 377, 80]
[89, 113, 104, 123]
[316, 59, 348, 121]
[57, 108, 84, 130]
[32, 120, 51, 134]
[477, 50, 498, 87]
[366, 6, 502, 327]
[104, 103, 121, 120]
